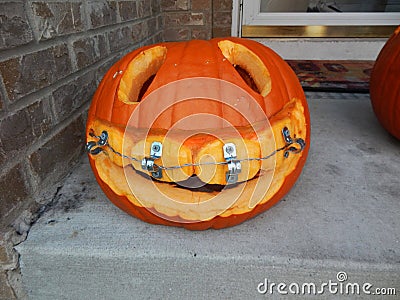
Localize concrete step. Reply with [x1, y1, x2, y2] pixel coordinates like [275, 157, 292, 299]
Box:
[17, 95, 400, 299]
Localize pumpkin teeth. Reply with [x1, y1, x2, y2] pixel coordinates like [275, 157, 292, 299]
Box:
[87, 98, 305, 187]
[89, 98, 306, 220]
[193, 137, 261, 185]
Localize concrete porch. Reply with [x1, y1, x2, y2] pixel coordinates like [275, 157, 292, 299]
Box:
[16, 93, 400, 299]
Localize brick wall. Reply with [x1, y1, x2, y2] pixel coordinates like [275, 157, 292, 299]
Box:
[0, 1, 162, 297]
[0, 0, 233, 296]
[162, 0, 232, 41]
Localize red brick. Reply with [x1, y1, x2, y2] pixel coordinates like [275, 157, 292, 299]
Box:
[0, 98, 53, 154]
[0, 163, 31, 223]
[0, 109, 30, 152]
[95, 59, 116, 84]
[73, 34, 108, 69]
[0, 138, 6, 167]
[0, 2, 34, 50]
[52, 72, 97, 122]
[108, 25, 133, 51]
[164, 28, 190, 41]
[161, 0, 189, 11]
[204, 11, 212, 25]
[29, 117, 85, 184]
[138, 0, 151, 18]
[192, 28, 211, 40]
[152, 32, 164, 44]
[213, 0, 232, 11]
[191, 0, 211, 10]
[87, 0, 117, 29]
[151, 0, 162, 14]
[212, 11, 232, 27]
[30, 1, 84, 40]
[0, 92, 3, 112]
[157, 15, 164, 29]
[147, 18, 158, 35]
[164, 12, 205, 26]
[132, 21, 149, 42]
[0, 244, 9, 265]
[0, 44, 72, 102]
[118, 1, 138, 21]
[0, 271, 16, 299]
[213, 27, 231, 38]
[27, 97, 54, 138]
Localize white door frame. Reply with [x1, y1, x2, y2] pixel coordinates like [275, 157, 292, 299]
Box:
[232, 0, 400, 37]
[242, 0, 400, 26]
[231, 0, 243, 37]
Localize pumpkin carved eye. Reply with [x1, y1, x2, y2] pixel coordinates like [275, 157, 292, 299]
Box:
[233, 65, 260, 94]
[118, 45, 167, 104]
[218, 40, 271, 97]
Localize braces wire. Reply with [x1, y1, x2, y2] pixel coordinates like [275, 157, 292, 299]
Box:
[86, 127, 306, 171]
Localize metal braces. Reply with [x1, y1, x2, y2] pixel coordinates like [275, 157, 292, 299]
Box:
[86, 127, 306, 184]
[282, 127, 306, 158]
[86, 131, 109, 155]
[141, 142, 163, 179]
[223, 143, 242, 184]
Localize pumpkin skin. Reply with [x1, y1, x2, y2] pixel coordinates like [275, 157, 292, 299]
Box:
[370, 26, 400, 140]
[86, 38, 310, 230]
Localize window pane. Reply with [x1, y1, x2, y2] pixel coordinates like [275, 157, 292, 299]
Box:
[260, 0, 400, 13]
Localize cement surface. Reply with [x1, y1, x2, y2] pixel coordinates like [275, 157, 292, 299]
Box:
[17, 95, 400, 299]
[254, 38, 386, 60]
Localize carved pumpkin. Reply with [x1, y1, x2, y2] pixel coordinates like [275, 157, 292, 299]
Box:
[370, 26, 400, 140]
[86, 38, 310, 230]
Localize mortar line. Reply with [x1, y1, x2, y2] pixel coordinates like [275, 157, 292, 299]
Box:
[0, 73, 10, 114]
[0, 14, 159, 61]
[0, 45, 138, 121]
[0, 100, 90, 178]
[24, 0, 41, 43]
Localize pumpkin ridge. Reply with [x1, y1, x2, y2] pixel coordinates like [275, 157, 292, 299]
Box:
[164, 42, 187, 129]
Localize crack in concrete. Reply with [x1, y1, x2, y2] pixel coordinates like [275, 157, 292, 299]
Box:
[1, 165, 80, 298]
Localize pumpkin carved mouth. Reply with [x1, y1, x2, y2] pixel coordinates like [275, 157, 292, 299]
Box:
[86, 38, 310, 229]
[87, 98, 306, 222]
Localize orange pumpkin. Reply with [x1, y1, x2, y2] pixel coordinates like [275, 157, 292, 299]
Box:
[86, 38, 310, 230]
[370, 26, 400, 140]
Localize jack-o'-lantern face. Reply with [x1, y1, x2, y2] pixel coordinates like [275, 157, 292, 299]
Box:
[86, 38, 310, 230]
